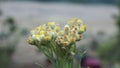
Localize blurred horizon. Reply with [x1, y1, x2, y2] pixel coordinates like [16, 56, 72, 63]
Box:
[0, 0, 116, 4]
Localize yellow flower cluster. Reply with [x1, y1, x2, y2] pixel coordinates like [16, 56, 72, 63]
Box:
[56, 18, 86, 46]
[27, 18, 86, 46]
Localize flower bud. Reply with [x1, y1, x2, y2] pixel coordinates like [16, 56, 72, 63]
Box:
[71, 51, 75, 56]
[48, 22, 56, 29]
[63, 41, 69, 46]
[27, 36, 34, 45]
[58, 30, 64, 36]
[77, 19, 83, 24]
[64, 25, 70, 32]
[70, 37, 76, 43]
[45, 35, 51, 41]
[30, 30, 36, 35]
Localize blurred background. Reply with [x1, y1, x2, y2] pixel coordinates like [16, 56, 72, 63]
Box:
[0, 0, 119, 68]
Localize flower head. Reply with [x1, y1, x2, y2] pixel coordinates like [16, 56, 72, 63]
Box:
[27, 18, 86, 47]
[45, 35, 51, 41]
[27, 18, 87, 68]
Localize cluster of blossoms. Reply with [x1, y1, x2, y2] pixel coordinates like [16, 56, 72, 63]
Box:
[27, 18, 86, 47]
[27, 18, 87, 68]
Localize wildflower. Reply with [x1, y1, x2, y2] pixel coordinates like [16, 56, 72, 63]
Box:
[50, 31, 57, 39]
[48, 22, 51, 26]
[63, 35, 69, 41]
[30, 30, 36, 35]
[55, 26, 61, 32]
[45, 35, 51, 41]
[39, 30, 45, 34]
[70, 37, 76, 43]
[27, 18, 87, 68]
[80, 26, 85, 32]
[64, 24, 70, 31]
[63, 41, 69, 46]
[58, 30, 64, 36]
[77, 19, 83, 24]
[41, 24, 46, 30]
[68, 19, 74, 25]
[35, 27, 40, 31]
[34, 34, 41, 41]
[27, 36, 34, 45]
[39, 34, 45, 41]
[48, 22, 56, 29]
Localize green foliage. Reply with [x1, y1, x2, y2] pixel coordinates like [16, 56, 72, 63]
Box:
[0, 17, 26, 68]
[97, 36, 117, 61]
[98, 0, 120, 62]
[4, 17, 17, 33]
[0, 48, 11, 68]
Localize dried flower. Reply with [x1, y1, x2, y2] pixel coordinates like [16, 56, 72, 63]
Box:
[27, 18, 87, 68]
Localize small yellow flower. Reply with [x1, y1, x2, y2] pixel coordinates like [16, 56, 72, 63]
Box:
[39, 30, 45, 34]
[35, 27, 40, 31]
[30, 30, 36, 35]
[71, 29, 77, 36]
[64, 25, 70, 31]
[48, 22, 56, 25]
[40, 24, 46, 30]
[59, 31, 64, 35]
[79, 24, 87, 32]
[40, 34, 45, 41]
[48, 22, 57, 29]
[63, 41, 69, 46]
[48, 22, 51, 26]
[73, 18, 78, 22]
[80, 26, 85, 32]
[77, 19, 83, 24]
[35, 34, 41, 38]
[55, 26, 61, 32]
[70, 37, 76, 43]
[45, 35, 51, 41]
[59, 39, 64, 44]
[63, 35, 69, 41]
[34, 34, 41, 41]
[68, 20, 73, 25]
[27, 36, 34, 45]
